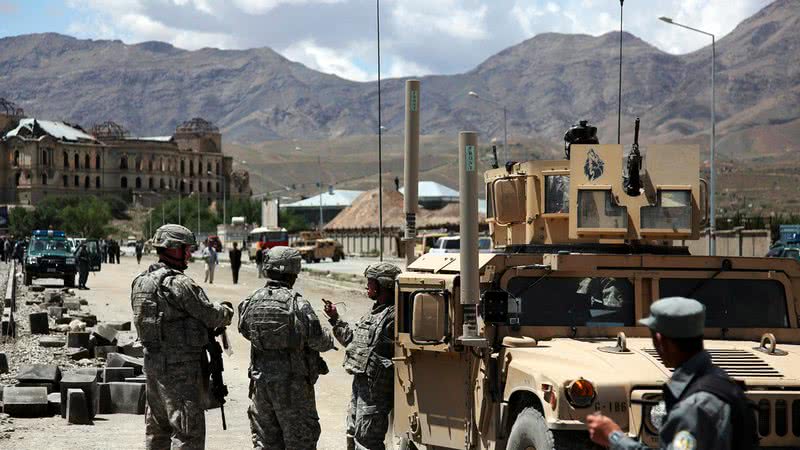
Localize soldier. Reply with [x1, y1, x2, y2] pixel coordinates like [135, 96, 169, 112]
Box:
[586, 296, 757, 450]
[238, 246, 334, 450]
[324, 263, 402, 450]
[131, 224, 233, 450]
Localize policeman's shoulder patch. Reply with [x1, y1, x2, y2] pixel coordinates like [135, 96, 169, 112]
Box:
[672, 430, 697, 450]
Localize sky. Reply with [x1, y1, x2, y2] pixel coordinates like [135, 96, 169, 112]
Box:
[0, 0, 772, 81]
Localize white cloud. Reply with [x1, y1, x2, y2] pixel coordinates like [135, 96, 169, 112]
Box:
[391, 0, 490, 41]
[231, 0, 345, 14]
[283, 39, 371, 81]
[386, 55, 432, 78]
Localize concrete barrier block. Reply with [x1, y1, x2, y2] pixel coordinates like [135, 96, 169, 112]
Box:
[48, 306, 64, 319]
[17, 364, 61, 385]
[108, 382, 146, 415]
[66, 388, 92, 425]
[63, 301, 81, 311]
[2, 386, 49, 417]
[15, 382, 56, 394]
[59, 373, 97, 419]
[29, 312, 49, 334]
[124, 377, 146, 384]
[55, 316, 73, 325]
[67, 331, 90, 348]
[1, 318, 15, 336]
[107, 321, 132, 331]
[0, 352, 8, 374]
[38, 336, 65, 348]
[105, 353, 143, 376]
[95, 382, 111, 414]
[74, 368, 102, 382]
[93, 323, 118, 343]
[118, 341, 144, 358]
[103, 367, 134, 383]
[94, 345, 118, 359]
[67, 348, 90, 361]
[48, 392, 61, 416]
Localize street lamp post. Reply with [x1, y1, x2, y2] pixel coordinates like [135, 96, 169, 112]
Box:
[468, 91, 508, 163]
[659, 16, 716, 256]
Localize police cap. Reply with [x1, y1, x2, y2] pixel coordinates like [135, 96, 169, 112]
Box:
[638, 297, 706, 338]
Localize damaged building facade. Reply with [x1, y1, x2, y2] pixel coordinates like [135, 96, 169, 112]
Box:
[0, 99, 250, 207]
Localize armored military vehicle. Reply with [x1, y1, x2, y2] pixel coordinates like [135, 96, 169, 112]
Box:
[393, 119, 800, 449]
[291, 231, 345, 263]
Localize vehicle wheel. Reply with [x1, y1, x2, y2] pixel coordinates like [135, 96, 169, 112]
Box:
[332, 254, 340, 262]
[397, 434, 418, 450]
[24, 272, 32, 286]
[314, 258, 321, 263]
[64, 275, 75, 288]
[506, 407, 555, 450]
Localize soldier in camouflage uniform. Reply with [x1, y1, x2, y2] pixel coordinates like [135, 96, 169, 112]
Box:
[324, 263, 402, 450]
[238, 246, 335, 450]
[130, 224, 234, 450]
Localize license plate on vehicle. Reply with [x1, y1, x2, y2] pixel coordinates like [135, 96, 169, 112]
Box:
[47, 268, 56, 273]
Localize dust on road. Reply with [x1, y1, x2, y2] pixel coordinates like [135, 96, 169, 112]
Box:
[4, 256, 375, 450]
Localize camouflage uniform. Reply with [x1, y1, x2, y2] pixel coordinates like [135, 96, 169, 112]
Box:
[131, 224, 233, 450]
[331, 263, 402, 450]
[238, 246, 334, 450]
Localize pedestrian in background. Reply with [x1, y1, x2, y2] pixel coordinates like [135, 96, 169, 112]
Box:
[107, 239, 115, 264]
[135, 240, 144, 265]
[586, 297, 757, 450]
[229, 242, 242, 284]
[131, 224, 233, 449]
[115, 240, 121, 263]
[238, 246, 335, 449]
[4, 238, 11, 262]
[255, 244, 264, 279]
[325, 263, 402, 450]
[202, 242, 218, 284]
[100, 240, 108, 264]
[75, 242, 90, 290]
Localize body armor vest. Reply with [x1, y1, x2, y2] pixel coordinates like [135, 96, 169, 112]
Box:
[131, 265, 210, 354]
[343, 305, 394, 375]
[243, 284, 305, 351]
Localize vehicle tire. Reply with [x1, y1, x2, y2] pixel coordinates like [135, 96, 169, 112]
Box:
[24, 272, 32, 286]
[397, 435, 418, 450]
[313, 258, 321, 263]
[64, 275, 75, 288]
[332, 254, 340, 262]
[506, 407, 555, 450]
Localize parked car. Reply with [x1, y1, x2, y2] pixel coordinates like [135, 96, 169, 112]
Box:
[24, 230, 77, 287]
[291, 231, 345, 263]
[767, 245, 800, 260]
[428, 236, 493, 254]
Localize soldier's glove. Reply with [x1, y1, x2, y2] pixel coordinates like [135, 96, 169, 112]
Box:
[220, 301, 234, 323]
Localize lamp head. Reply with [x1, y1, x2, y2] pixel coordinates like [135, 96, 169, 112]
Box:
[468, 91, 479, 98]
[659, 16, 673, 23]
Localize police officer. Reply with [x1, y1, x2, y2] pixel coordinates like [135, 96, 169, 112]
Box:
[586, 296, 757, 450]
[75, 242, 90, 290]
[130, 224, 234, 450]
[324, 263, 402, 450]
[238, 246, 335, 450]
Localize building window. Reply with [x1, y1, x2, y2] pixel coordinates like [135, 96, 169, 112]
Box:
[216, 182, 219, 193]
[180, 160, 185, 174]
[96, 154, 101, 169]
[42, 173, 48, 185]
[216, 162, 220, 175]
[189, 160, 194, 176]
[84, 176, 90, 190]
[189, 181, 193, 193]
[148, 159, 153, 172]
[85, 154, 90, 170]
[121, 177, 128, 188]
[199, 181, 203, 193]
[180, 180, 185, 193]
[13, 151, 19, 166]
[63, 151, 69, 168]
[207, 181, 211, 193]
[136, 177, 142, 189]
[15, 172, 21, 186]
[135, 155, 143, 172]
[74, 175, 79, 186]
[74, 153, 79, 169]
[63, 175, 68, 187]
[120, 155, 128, 170]
[149, 178, 154, 189]
[160, 157, 164, 172]
[168, 179, 173, 190]
[96, 177, 101, 189]
[207, 162, 211, 173]
[160, 178, 165, 189]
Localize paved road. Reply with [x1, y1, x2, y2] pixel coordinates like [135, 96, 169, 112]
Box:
[10, 254, 383, 450]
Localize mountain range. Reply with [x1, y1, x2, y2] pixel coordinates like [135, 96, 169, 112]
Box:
[0, 0, 797, 160]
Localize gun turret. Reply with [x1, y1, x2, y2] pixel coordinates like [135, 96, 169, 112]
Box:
[623, 117, 642, 196]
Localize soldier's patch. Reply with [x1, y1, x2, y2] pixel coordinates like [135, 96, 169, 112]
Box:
[672, 430, 697, 450]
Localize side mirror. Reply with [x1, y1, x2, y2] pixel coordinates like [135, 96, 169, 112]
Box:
[411, 291, 449, 345]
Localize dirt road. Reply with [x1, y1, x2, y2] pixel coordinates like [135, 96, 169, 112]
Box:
[5, 255, 377, 450]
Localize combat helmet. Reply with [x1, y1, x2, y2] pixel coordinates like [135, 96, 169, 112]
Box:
[152, 224, 196, 249]
[263, 246, 302, 275]
[364, 263, 402, 289]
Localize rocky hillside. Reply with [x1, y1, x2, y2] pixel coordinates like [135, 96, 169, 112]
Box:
[0, 0, 797, 155]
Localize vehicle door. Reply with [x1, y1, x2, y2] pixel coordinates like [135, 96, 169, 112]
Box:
[86, 240, 102, 271]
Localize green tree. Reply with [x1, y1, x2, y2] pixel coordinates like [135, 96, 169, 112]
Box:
[8, 207, 35, 238]
[279, 209, 309, 233]
[143, 194, 221, 237]
[58, 197, 113, 238]
[228, 197, 261, 224]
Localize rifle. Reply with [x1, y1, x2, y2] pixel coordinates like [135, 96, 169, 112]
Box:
[206, 327, 229, 430]
[624, 117, 642, 196]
